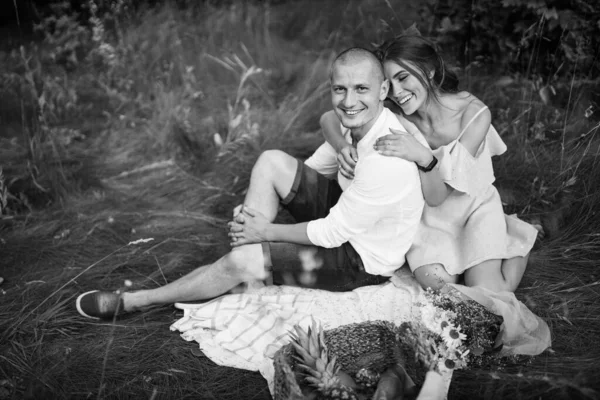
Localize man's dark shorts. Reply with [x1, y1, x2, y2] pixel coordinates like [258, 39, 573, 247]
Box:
[262, 160, 389, 292]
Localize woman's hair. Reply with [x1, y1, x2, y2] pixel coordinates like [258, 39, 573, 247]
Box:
[374, 33, 459, 102]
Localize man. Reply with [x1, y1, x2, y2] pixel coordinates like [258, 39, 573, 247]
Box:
[76, 47, 424, 319]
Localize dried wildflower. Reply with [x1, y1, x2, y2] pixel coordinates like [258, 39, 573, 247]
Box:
[0, 167, 8, 215]
[127, 238, 154, 245]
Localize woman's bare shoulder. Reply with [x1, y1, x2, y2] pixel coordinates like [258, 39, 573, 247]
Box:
[450, 93, 488, 122]
[451, 92, 485, 109]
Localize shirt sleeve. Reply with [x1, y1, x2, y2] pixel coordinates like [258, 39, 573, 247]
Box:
[437, 125, 506, 196]
[306, 153, 420, 248]
[304, 141, 339, 178]
[305, 124, 351, 178]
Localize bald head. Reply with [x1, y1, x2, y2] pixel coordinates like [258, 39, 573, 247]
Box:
[330, 47, 385, 82]
[329, 47, 389, 139]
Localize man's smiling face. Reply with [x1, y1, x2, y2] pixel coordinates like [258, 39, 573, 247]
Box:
[330, 58, 388, 138]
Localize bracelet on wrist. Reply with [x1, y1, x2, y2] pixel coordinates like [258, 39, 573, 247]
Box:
[416, 155, 438, 172]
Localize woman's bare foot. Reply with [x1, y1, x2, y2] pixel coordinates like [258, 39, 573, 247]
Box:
[529, 217, 546, 240]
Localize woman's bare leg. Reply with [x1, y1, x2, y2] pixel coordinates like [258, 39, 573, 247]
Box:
[464, 220, 540, 292]
[501, 253, 529, 289]
[464, 254, 529, 293]
[413, 263, 459, 291]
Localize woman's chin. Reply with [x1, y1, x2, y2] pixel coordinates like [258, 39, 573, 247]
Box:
[400, 104, 416, 115]
[400, 97, 422, 115]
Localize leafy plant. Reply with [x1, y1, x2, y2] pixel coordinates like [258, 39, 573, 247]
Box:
[419, 0, 599, 81]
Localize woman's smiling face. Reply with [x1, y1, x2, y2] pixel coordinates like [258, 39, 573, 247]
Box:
[383, 60, 430, 115]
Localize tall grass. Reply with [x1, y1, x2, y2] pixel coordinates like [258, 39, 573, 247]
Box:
[1, 0, 599, 399]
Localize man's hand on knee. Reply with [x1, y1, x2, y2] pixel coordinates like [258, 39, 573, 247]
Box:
[233, 204, 243, 219]
[228, 206, 270, 247]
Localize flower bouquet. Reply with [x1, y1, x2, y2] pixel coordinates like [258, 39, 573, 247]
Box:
[273, 287, 504, 400]
[401, 287, 504, 375]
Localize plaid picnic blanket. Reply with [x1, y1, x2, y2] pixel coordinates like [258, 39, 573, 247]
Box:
[172, 292, 316, 364]
[170, 267, 550, 398]
[170, 268, 437, 395]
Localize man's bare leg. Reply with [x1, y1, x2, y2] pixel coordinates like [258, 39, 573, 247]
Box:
[122, 245, 266, 311]
[242, 150, 299, 221]
[122, 150, 300, 310]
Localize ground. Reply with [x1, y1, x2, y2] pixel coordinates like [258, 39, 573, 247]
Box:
[1, 1, 600, 399]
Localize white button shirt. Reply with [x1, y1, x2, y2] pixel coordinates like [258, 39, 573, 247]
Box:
[305, 107, 424, 276]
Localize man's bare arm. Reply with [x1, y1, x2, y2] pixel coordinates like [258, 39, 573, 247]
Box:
[228, 207, 312, 246]
[265, 222, 311, 244]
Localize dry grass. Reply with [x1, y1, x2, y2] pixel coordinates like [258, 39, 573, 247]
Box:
[1, 1, 599, 399]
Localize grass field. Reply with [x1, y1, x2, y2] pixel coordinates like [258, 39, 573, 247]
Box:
[1, 1, 599, 399]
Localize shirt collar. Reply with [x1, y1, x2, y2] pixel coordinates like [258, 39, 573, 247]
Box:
[355, 107, 387, 150]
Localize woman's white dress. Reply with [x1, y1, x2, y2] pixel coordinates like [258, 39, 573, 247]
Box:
[405, 107, 538, 275]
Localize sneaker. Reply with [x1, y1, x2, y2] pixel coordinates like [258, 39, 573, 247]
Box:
[76, 290, 125, 319]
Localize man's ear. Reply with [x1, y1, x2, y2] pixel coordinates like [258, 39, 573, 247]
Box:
[380, 79, 390, 101]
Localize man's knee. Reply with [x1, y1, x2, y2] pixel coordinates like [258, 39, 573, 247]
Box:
[254, 150, 292, 174]
[224, 246, 269, 281]
[253, 150, 298, 196]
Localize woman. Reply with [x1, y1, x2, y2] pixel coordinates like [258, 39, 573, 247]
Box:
[320, 33, 539, 293]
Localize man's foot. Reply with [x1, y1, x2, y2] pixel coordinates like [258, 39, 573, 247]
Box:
[76, 290, 125, 319]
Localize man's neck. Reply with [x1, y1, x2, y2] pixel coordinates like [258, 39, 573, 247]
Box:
[350, 105, 384, 144]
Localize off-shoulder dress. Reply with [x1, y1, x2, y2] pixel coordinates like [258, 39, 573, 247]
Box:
[406, 106, 538, 275]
